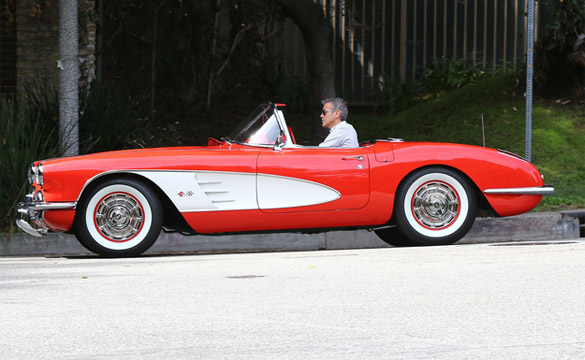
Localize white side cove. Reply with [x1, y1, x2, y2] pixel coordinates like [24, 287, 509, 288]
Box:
[256, 174, 340, 209]
[131, 170, 340, 212]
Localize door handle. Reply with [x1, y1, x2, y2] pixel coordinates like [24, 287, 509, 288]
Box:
[342, 155, 363, 161]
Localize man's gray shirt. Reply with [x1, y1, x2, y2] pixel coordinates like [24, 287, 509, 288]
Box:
[319, 121, 359, 148]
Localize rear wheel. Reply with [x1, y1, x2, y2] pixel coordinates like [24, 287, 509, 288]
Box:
[376, 167, 477, 247]
[75, 178, 163, 257]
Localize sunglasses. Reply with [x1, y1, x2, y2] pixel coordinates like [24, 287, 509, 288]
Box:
[321, 109, 336, 116]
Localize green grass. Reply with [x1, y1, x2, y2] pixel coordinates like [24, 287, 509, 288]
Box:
[352, 73, 585, 211]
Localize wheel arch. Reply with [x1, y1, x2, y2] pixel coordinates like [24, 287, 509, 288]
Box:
[392, 164, 494, 221]
[74, 171, 191, 234]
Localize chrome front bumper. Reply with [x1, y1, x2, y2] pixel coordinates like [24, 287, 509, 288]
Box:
[16, 201, 77, 237]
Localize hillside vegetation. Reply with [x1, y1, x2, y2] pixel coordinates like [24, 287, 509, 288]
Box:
[352, 73, 585, 210]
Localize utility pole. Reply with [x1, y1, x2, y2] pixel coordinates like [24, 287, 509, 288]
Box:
[59, 0, 79, 156]
[525, 0, 535, 162]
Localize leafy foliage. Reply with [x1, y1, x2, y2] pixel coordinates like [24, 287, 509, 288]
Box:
[0, 100, 60, 233]
[535, 0, 585, 97]
[539, 0, 585, 50]
[376, 57, 508, 114]
[418, 58, 490, 98]
[376, 74, 420, 114]
[23, 79, 145, 153]
[79, 81, 145, 153]
[100, 1, 288, 123]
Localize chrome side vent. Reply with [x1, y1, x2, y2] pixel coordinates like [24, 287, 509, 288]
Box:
[195, 175, 235, 204]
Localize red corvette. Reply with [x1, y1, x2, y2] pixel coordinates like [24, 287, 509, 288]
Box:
[17, 102, 553, 256]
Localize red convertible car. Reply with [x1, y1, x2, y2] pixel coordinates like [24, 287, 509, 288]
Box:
[17, 102, 553, 256]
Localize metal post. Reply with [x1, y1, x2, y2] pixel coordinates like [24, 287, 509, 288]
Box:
[525, 0, 535, 162]
[59, 0, 79, 157]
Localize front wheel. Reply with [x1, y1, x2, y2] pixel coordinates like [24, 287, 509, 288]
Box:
[75, 178, 163, 257]
[377, 167, 477, 247]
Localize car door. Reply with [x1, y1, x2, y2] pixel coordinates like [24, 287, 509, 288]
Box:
[256, 147, 370, 213]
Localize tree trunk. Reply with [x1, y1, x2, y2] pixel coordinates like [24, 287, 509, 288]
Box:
[59, 0, 79, 156]
[275, 0, 335, 104]
[276, 0, 335, 141]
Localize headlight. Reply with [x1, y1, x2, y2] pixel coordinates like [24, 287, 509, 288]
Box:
[27, 163, 44, 186]
[28, 164, 37, 185]
[37, 163, 43, 186]
[33, 190, 44, 202]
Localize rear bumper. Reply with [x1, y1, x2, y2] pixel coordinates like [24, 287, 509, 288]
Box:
[484, 185, 555, 196]
[16, 201, 76, 237]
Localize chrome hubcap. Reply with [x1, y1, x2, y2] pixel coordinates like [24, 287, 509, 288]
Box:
[412, 182, 459, 229]
[95, 193, 143, 240]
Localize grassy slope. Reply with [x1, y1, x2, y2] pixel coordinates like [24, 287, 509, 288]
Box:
[352, 73, 585, 210]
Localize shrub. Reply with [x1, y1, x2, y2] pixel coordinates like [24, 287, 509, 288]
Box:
[0, 99, 60, 234]
[418, 57, 489, 98]
[376, 57, 516, 113]
[535, 0, 585, 97]
[79, 81, 145, 153]
[376, 74, 421, 114]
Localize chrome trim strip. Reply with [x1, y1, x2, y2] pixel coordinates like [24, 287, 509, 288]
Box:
[484, 186, 555, 196]
[497, 149, 527, 161]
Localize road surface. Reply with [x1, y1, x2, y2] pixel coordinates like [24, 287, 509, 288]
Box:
[2, 240, 585, 359]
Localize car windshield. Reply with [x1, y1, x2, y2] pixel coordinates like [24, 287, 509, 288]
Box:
[226, 103, 283, 146]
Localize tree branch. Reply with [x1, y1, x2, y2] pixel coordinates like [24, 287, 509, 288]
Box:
[216, 25, 254, 77]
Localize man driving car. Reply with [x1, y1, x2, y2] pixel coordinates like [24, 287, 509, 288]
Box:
[318, 97, 359, 148]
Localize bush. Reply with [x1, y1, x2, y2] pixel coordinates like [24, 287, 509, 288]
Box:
[1, 80, 144, 233]
[376, 57, 514, 113]
[376, 74, 421, 114]
[418, 57, 489, 98]
[80, 81, 146, 153]
[535, 0, 585, 97]
[0, 99, 60, 234]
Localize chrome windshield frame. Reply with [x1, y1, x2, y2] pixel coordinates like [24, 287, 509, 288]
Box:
[225, 102, 293, 149]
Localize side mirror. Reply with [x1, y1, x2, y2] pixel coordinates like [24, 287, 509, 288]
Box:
[274, 132, 287, 151]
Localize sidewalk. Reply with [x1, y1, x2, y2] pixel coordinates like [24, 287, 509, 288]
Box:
[1, 210, 583, 256]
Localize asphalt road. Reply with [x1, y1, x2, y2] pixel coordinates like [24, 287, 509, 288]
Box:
[2, 240, 585, 359]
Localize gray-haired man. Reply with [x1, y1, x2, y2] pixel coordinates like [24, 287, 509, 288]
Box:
[318, 97, 359, 148]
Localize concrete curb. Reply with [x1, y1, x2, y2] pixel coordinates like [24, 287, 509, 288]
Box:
[1, 210, 583, 256]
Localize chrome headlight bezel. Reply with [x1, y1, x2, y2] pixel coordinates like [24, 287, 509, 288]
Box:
[28, 164, 36, 185]
[27, 164, 37, 185]
[27, 163, 44, 186]
[33, 190, 44, 202]
[37, 163, 43, 186]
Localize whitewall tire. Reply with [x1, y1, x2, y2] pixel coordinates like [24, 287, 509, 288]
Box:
[379, 167, 477, 247]
[75, 178, 162, 257]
